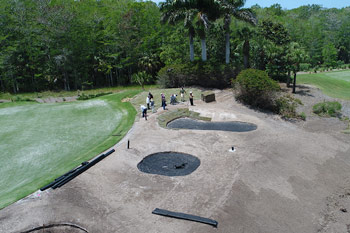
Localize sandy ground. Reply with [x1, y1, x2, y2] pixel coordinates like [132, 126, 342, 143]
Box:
[1, 87, 350, 233]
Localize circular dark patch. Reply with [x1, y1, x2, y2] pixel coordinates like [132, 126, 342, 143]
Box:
[137, 152, 200, 176]
[167, 118, 257, 132]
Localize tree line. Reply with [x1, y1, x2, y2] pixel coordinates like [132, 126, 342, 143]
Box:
[0, 0, 349, 93]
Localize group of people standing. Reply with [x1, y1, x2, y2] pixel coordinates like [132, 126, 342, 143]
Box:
[179, 87, 194, 106]
[141, 87, 194, 120]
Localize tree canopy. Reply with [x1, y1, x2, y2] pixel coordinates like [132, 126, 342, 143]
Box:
[0, 1, 349, 93]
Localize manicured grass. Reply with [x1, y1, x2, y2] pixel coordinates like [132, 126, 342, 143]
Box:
[0, 90, 141, 209]
[157, 108, 211, 128]
[297, 70, 350, 100]
[0, 85, 156, 101]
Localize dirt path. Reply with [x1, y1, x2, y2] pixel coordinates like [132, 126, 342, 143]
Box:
[0, 89, 349, 233]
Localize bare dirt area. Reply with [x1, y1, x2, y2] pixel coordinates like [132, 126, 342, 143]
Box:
[0, 88, 349, 233]
[35, 96, 78, 103]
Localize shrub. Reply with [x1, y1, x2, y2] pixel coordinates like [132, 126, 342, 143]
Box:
[77, 92, 112, 100]
[131, 71, 152, 90]
[300, 63, 312, 71]
[299, 112, 306, 120]
[233, 69, 280, 110]
[157, 61, 237, 88]
[11, 96, 35, 102]
[273, 94, 306, 120]
[312, 101, 342, 117]
[275, 94, 303, 119]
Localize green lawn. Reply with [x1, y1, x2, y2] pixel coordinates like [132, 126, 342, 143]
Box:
[0, 85, 156, 101]
[0, 90, 140, 209]
[297, 70, 350, 100]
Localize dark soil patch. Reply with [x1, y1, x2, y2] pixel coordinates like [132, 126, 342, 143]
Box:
[137, 152, 200, 176]
[167, 118, 257, 132]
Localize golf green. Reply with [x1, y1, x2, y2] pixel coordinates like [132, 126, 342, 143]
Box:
[0, 90, 140, 209]
[297, 70, 350, 100]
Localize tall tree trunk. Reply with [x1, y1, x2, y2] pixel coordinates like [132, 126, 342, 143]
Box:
[287, 70, 291, 87]
[74, 70, 78, 90]
[115, 69, 119, 86]
[31, 73, 35, 91]
[292, 72, 297, 93]
[225, 32, 230, 64]
[189, 33, 194, 62]
[224, 15, 231, 64]
[243, 41, 250, 68]
[0, 76, 4, 92]
[64, 72, 70, 91]
[12, 77, 17, 94]
[110, 72, 114, 86]
[201, 38, 207, 62]
[106, 74, 110, 87]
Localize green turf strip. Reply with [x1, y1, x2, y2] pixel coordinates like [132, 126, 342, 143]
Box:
[297, 70, 350, 100]
[0, 90, 140, 209]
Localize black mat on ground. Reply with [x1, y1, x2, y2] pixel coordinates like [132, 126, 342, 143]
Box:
[152, 208, 218, 227]
[167, 118, 257, 132]
[137, 152, 200, 176]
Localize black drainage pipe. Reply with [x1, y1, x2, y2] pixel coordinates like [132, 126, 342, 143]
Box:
[152, 208, 218, 227]
[52, 149, 115, 189]
[40, 149, 115, 191]
[40, 163, 85, 191]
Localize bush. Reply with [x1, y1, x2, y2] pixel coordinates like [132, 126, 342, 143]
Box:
[11, 96, 35, 102]
[275, 94, 304, 119]
[312, 101, 342, 117]
[77, 92, 112, 100]
[131, 71, 151, 90]
[157, 61, 237, 88]
[300, 63, 312, 71]
[299, 112, 306, 120]
[233, 69, 280, 110]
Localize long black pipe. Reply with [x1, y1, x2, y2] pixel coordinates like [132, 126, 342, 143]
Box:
[52, 149, 115, 189]
[40, 164, 86, 191]
[152, 208, 218, 227]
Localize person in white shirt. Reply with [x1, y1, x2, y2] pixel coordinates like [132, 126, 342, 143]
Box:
[140, 105, 147, 120]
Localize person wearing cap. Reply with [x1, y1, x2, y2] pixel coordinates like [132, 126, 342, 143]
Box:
[150, 97, 155, 113]
[179, 87, 186, 102]
[161, 93, 166, 110]
[146, 95, 150, 109]
[189, 91, 194, 106]
[140, 105, 147, 120]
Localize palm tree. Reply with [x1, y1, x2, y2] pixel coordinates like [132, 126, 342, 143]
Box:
[161, 0, 220, 62]
[194, 0, 221, 61]
[218, 0, 257, 64]
[237, 26, 254, 68]
[286, 42, 307, 93]
[160, 0, 196, 61]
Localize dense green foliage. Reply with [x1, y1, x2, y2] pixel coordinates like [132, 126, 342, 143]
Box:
[233, 69, 279, 109]
[313, 101, 342, 117]
[0, 0, 350, 93]
[157, 61, 236, 88]
[0, 90, 140, 209]
[0, 0, 163, 93]
[77, 92, 112, 100]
